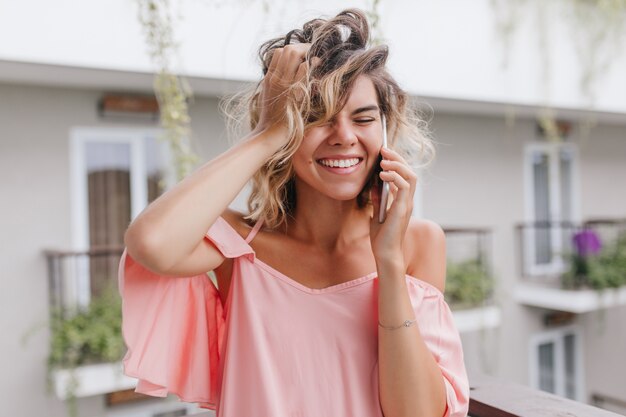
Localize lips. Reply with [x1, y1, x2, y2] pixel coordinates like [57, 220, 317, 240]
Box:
[316, 154, 363, 163]
[315, 157, 364, 175]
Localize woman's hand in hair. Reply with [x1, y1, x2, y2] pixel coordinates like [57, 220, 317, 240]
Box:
[369, 147, 418, 268]
[255, 43, 311, 139]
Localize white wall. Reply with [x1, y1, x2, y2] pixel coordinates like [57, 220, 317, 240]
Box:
[0, 82, 228, 417]
[425, 110, 626, 397]
[580, 305, 626, 405]
[1, 0, 626, 114]
[1, 83, 107, 417]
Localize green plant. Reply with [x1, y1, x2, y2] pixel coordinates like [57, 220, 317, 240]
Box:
[366, 0, 385, 45]
[561, 232, 626, 290]
[491, 0, 626, 142]
[445, 258, 494, 310]
[46, 282, 125, 417]
[568, 0, 626, 105]
[137, 0, 199, 182]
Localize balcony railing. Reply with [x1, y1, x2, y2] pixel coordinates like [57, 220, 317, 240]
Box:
[442, 227, 501, 332]
[443, 227, 495, 310]
[513, 218, 626, 312]
[43, 246, 129, 400]
[184, 374, 624, 417]
[46, 229, 499, 313]
[467, 374, 625, 417]
[44, 246, 125, 315]
[515, 218, 626, 289]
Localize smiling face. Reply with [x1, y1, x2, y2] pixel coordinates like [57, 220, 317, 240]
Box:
[291, 75, 383, 203]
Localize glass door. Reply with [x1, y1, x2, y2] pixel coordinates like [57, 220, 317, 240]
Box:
[529, 326, 584, 401]
[69, 128, 173, 307]
[524, 143, 579, 276]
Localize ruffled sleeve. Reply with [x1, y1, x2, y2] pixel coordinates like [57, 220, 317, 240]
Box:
[118, 216, 255, 409]
[407, 278, 470, 417]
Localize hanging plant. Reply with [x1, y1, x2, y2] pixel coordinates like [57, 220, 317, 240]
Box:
[491, 0, 529, 69]
[46, 283, 125, 417]
[135, 0, 386, 182]
[366, 0, 385, 45]
[567, 0, 626, 105]
[137, 0, 199, 181]
[491, 0, 626, 141]
[537, 108, 561, 142]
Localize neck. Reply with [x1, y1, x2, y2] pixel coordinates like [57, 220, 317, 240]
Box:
[282, 180, 372, 253]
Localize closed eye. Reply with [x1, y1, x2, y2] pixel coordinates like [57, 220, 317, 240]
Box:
[355, 118, 375, 124]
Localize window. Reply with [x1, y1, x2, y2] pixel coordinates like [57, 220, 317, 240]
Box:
[69, 128, 173, 307]
[523, 143, 580, 276]
[529, 325, 585, 401]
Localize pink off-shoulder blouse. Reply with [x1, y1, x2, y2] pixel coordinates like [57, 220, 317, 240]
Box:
[118, 216, 470, 417]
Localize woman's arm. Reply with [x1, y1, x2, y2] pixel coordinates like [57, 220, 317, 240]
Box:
[125, 43, 311, 276]
[124, 130, 283, 275]
[370, 147, 451, 417]
[377, 221, 448, 417]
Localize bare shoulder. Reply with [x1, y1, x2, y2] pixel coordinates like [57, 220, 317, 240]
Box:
[405, 217, 447, 294]
[212, 208, 253, 302]
[407, 218, 446, 244]
[220, 207, 255, 239]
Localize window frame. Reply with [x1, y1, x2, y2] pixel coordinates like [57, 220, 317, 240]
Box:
[69, 127, 172, 306]
[528, 324, 586, 402]
[523, 142, 581, 276]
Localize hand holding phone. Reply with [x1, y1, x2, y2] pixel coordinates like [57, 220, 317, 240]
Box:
[378, 115, 390, 223]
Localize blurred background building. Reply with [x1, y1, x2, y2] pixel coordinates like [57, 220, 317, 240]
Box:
[1, 1, 625, 416]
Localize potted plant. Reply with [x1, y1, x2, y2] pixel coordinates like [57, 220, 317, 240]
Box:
[47, 281, 129, 417]
[562, 229, 626, 290]
[445, 258, 494, 310]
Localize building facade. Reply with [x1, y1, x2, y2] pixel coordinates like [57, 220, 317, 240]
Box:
[1, 1, 625, 416]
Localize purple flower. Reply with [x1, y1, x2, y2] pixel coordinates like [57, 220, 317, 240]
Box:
[572, 228, 602, 257]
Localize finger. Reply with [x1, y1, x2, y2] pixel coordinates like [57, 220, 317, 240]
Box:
[294, 61, 308, 83]
[390, 182, 399, 197]
[381, 147, 409, 165]
[267, 48, 283, 76]
[389, 182, 401, 207]
[310, 56, 322, 71]
[380, 171, 411, 209]
[282, 44, 310, 82]
[380, 160, 417, 182]
[269, 46, 307, 88]
[380, 171, 410, 190]
[292, 62, 308, 103]
[380, 159, 417, 194]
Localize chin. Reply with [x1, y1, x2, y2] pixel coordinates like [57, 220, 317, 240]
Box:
[296, 173, 369, 202]
[322, 186, 366, 202]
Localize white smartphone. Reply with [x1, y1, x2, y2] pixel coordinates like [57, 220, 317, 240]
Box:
[378, 115, 390, 223]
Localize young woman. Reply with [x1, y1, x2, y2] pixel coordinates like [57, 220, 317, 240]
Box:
[119, 9, 469, 417]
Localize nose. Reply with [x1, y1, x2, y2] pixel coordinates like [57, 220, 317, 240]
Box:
[328, 118, 357, 146]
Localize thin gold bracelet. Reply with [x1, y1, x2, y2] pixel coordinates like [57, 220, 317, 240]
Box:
[378, 319, 417, 330]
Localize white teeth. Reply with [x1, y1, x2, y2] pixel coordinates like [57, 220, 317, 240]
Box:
[319, 158, 360, 168]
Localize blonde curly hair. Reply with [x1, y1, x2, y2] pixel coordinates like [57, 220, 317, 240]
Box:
[221, 8, 435, 230]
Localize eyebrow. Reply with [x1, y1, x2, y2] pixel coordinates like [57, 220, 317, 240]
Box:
[351, 105, 379, 115]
